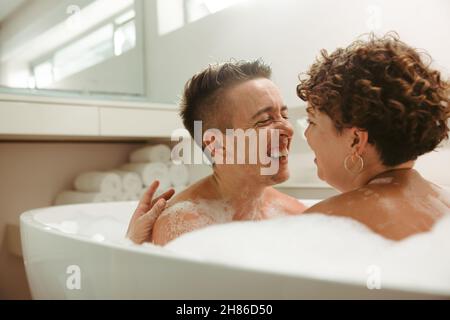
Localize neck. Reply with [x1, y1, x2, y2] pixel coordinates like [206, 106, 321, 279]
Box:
[350, 161, 415, 190]
[210, 168, 268, 219]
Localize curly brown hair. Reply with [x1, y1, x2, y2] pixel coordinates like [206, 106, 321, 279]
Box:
[297, 33, 450, 166]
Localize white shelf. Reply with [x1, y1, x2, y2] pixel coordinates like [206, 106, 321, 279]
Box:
[0, 94, 183, 139]
[0, 92, 178, 110]
[100, 107, 182, 138]
[0, 101, 99, 136]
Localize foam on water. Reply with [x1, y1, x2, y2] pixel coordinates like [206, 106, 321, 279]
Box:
[165, 213, 450, 294]
[38, 202, 135, 244]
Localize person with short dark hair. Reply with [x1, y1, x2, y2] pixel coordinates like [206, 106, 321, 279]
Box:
[150, 60, 306, 245]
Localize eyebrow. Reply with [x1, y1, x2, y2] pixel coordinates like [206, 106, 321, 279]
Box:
[252, 105, 288, 120]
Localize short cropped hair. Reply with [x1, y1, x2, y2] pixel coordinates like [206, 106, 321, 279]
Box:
[180, 59, 272, 140]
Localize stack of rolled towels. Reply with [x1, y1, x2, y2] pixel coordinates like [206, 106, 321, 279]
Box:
[54, 144, 191, 205]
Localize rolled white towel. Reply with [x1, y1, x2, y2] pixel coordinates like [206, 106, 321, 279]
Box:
[121, 162, 171, 189]
[130, 144, 172, 163]
[54, 191, 114, 205]
[74, 171, 122, 196]
[138, 186, 156, 200]
[138, 184, 168, 199]
[117, 190, 140, 201]
[168, 164, 190, 187]
[138, 187, 147, 199]
[111, 170, 143, 193]
[173, 185, 187, 194]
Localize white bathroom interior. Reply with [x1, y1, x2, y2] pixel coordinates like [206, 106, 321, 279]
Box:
[0, 0, 449, 299]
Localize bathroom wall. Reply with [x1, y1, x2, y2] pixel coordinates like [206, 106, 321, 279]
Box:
[143, 0, 450, 107]
[3, 0, 448, 105]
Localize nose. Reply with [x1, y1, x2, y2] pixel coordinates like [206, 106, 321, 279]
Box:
[296, 117, 310, 141]
[273, 117, 294, 138]
[304, 125, 314, 150]
[270, 118, 293, 151]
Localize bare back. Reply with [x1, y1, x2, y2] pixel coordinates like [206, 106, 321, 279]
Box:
[305, 169, 450, 240]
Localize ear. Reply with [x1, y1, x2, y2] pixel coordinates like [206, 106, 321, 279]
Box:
[203, 129, 224, 161]
[203, 135, 216, 159]
[350, 128, 369, 155]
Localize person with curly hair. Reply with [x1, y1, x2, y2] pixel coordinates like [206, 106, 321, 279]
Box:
[299, 33, 450, 240]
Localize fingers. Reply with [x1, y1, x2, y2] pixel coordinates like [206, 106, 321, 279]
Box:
[129, 199, 167, 244]
[142, 198, 166, 223]
[151, 188, 175, 206]
[137, 180, 160, 213]
[160, 188, 176, 201]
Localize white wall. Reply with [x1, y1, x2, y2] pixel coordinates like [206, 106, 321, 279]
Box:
[144, 0, 450, 106]
[143, 0, 450, 186]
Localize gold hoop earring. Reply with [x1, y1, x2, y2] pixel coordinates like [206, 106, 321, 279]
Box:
[344, 153, 364, 174]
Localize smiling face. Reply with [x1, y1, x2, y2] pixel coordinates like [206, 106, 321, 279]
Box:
[304, 105, 355, 190]
[216, 78, 294, 185]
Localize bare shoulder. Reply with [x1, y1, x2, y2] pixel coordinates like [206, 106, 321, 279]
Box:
[152, 176, 221, 245]
[303, 193, 347, 215]
[304, 185, 389, 217]
[168, 176, 212, 203]
[267, 188, 307, 214]
[152, 201, 214, 246]
[302, 183, 445, 240]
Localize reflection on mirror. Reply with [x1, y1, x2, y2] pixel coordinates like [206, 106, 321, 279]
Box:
[156, 0, 244, 35]
[0, 0, 145, 98]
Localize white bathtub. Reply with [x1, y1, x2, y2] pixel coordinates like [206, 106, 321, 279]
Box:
[20, 201, 449, 299]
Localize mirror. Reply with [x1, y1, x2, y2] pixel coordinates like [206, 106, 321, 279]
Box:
[0, 0, 145, 98]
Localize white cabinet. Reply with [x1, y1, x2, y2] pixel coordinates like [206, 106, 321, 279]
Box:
[0, 101, 99, 136]
[100, 106, 182, 138]
[0, 94, 182, 139]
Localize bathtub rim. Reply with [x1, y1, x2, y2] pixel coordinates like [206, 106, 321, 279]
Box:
[20, 202, 450, 299]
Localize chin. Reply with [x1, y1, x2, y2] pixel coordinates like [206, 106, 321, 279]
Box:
[316, 167, 324, 181]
